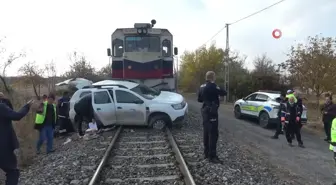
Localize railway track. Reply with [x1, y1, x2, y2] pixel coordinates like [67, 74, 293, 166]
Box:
[88, 126, 196, 185]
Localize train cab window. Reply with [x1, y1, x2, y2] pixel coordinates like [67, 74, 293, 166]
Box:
[162, 39, 171, 57]
[113, 39, 123, 57]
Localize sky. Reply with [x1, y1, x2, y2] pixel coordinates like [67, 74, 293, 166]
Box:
[0, 0, 335, 76]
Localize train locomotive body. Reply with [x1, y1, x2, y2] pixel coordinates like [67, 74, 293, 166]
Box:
[108, 20, 178, 91]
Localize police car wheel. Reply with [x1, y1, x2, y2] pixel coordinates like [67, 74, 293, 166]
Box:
[234, 105, 242, 119]
[259, 112, 270, 128]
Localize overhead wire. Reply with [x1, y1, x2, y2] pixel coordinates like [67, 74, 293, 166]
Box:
[202, 0, 287, 46]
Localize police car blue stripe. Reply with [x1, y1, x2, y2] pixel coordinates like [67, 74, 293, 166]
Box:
[264, 106, 272, 112]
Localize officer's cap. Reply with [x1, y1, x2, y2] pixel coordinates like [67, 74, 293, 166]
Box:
[286, 89, 294, 94]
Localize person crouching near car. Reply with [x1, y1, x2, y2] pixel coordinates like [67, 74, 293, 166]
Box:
[35, 93, 57, 154]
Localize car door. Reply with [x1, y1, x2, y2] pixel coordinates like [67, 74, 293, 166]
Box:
[253, 94, 269, 117]
[240, 93, 257, 115]
[113, 89, 147, 125]
[91, 89, 117, 126]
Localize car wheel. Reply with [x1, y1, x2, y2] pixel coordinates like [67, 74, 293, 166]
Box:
[234, 105, 242, 119]
[259, 111, 270, 128]
[149, 115, 170, 130]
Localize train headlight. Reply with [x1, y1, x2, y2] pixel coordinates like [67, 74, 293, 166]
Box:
[142, 29, 147, 34]
[137, 29, 142, 34]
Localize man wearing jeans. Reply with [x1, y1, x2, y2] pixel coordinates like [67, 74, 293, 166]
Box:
[35, 93, 57, 154]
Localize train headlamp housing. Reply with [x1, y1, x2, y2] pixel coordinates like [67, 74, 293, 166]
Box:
[137, 28, 148, 35]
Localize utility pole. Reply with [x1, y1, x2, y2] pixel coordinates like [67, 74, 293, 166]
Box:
[223, 23, 230, 103]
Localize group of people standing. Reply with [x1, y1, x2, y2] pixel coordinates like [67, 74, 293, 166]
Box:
[271, 90, 304, 147]
[0, 91, 74, 185]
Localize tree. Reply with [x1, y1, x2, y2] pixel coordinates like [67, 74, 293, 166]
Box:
[19, 62, 45, 99]
[65, 51, 99, 81]
[44, 61, 57, 93]
[98, 64, 112, 79]
[178, 44, 225, 92]
[250, 54, 282, 92]
[0, 37, 25, 95]
[285, 35, 336, 107]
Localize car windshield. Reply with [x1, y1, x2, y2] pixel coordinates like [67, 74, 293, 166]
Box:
[131, 84, 161, 100]
[268, 94, 281, 101]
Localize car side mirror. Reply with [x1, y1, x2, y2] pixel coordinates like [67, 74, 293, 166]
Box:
[242, 97, 247, 101]
[134, 99, 144, 104]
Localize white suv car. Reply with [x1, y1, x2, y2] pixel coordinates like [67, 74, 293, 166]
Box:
[233, 91, 307, 128]
[69, 80, 188, 129]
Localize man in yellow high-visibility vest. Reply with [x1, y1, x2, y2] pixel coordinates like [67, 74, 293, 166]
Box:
[286, 89, 297, 103]
[35, 93, 57, 154]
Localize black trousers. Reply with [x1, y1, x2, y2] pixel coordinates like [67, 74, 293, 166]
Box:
[324, 121, 331, 140]
[274, 119, 282, 136]
[74, 114, 84, 136]
[285, 121, 303, 144]
[0, 150, 20, 185]
[201, 108, 219, 159]
[58, 117, 75, 133]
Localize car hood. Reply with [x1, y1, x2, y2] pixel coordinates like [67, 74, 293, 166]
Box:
[152, 91, 184, 104]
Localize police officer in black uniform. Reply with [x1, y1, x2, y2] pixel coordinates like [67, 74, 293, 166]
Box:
[197, 71, 227, 163]
[281, 96, 304, 147]
[271, 94, 286, 139]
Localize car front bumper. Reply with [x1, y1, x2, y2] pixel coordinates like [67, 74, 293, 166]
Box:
[171, 103, 188, 124]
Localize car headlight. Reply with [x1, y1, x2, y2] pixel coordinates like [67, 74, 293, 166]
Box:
[171, 100, 186, 110]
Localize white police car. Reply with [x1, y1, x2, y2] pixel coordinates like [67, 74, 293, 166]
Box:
[233, 91, 308, 128]
[69, 80, 188, 129]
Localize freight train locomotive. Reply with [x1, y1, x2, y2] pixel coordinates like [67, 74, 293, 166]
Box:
[107, 19, 178, 91]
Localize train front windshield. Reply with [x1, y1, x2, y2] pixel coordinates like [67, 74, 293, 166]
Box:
[125, 36, 160, 52]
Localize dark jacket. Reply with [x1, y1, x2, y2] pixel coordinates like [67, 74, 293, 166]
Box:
[282, 102, 302, 123]
[58, 96, 70, 118]
[0, 103, 30, 151]
[0, 98, 13, 109]
[197, 81, 227, 108]
[74, 94, 93, 119]
[322, 101, 334, 123]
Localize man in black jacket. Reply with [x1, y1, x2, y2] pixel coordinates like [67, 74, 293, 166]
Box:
[0, 98, 33, 185]
[74, 94, 94, 137]
[198, 71, 227, 163]
[322, 96, 333, 142]
[281, 96, 304, 147]
[271, 95, 286, 139]
[57, 91, 74, 134]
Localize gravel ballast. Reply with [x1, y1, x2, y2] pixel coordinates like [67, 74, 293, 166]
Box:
[17, 107, 304, 185]
[172, 107, 304, 185]
[19, 130, 116, 185]
[100, 128, 184, 185]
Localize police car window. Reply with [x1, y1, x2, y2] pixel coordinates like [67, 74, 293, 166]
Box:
[116, 90, 141, 103]
[246, 94, 257, 101]
[255, 94, 269, 102]
[79, 91, 91, 98]
[94, 91, 111, 104]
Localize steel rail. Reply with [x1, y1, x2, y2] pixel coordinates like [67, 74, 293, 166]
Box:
[88, 126, 122, 185]
[166, 128, 196, 185]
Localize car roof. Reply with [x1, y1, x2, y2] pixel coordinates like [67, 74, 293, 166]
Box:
[92, 80, 138, 89]
[255, 92, 280, 99]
